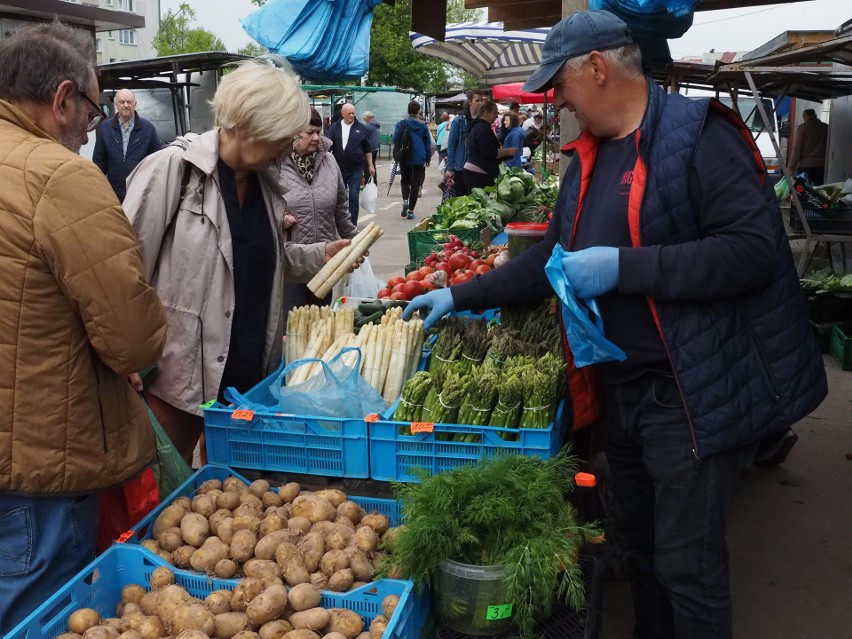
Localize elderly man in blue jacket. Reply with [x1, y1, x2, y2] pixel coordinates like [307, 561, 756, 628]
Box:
[92, 89, 162, 202]
[405, 11, 826, 639]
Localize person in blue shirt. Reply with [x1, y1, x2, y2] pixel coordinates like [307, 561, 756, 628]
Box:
[445, 90, 485, 197]
[393, 101, 435, 220]
[435, 111, 450, 162]
[501, 111, 528, 170]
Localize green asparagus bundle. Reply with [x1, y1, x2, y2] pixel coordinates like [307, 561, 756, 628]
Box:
[457, 368, 498, 426]
[429, 325, 463, 379]
[458, 319, 491, 373]
[489, 374, 524, 432]
[519, 353, 565, 429]
[431, 369, 470, 425]
[393, 371, 434, 422]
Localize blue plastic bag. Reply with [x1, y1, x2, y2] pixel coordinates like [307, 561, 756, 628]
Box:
[544, 244, 627, 367]
[266, 347, 387, 418]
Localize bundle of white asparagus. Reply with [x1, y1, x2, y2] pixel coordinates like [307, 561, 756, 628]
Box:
[307, 223, 383, 299]
[284, 305, 425, 404]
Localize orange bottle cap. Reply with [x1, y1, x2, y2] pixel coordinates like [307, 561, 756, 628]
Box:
[575, 471, 597, 487]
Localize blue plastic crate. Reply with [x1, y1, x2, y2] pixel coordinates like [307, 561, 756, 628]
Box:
[204, 364, 370, 478]
[368, 399, 567, 482]
[124, 464, 402, 544]
[6, 544, 417, 639]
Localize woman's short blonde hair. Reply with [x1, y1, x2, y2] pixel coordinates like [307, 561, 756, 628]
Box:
[213, 58, 309, 143]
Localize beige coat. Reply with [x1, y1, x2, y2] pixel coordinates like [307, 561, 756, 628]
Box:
[123, 129, 326, 414]
[0, 100, 167, 494]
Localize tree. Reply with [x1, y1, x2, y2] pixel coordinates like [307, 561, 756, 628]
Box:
[238, 41, 267, 57]
[153, 3, 227, 56]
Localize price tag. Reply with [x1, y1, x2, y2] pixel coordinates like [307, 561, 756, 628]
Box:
[485, 604, 513, 621]
[199, 399, 217, 409]
[365, 413, 380, 423]
[232, 409, 255, 421]
[410, 422, 434, 434]
[115, 530, 134, 544]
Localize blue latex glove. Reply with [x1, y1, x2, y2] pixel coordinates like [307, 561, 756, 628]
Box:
[402, 287, 455, 329]
[561, 247, 620, 299]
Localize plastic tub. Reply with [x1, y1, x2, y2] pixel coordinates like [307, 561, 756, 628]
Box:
[504, 222, 548, 258]
[434, 559, 513, 635]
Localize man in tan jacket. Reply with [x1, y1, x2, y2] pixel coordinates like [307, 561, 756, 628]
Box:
[789, 108, 829, 186]
[0, 23, 167, 631]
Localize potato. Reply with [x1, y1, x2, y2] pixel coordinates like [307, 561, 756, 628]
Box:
[140, 540, 160, 555]
[117, 631, 141, 639]
[230, 529, 258, 563]
[102, 619, 122, 632]
[358, 514, 389, 537]
[277, 504, 293, 520]
[243, 558, 280, 580]
[323, 634, 348, 639]
[283, 632, 320, 639]
[333, 516, 355, 531]
[172, 545, 195, 569]
[246, 584, 289, 626]
[351, 582, 368, 591]
[288, 608, 330, 632]
[135, 616, 167, 639]
[215, 558, 239, 579]
[381, 596, 399, 621]
[355, 632, 370, 639]
[297, 533, 325, 573]
[237, 495, 264, 516]
[259, 513, 287, 537]
[122, 584, 147, 606]
[157, 527, 184, 553]
[343, 548, 373, 582]
[82, 627, 118, 639]
[190, 538, 230, 573]
[117, 602, 142, 619]
[139, 591, 160, 616]
[320, 550, 348, 577]
[258, 620, 293, 639]
[176, 632, 212, 639]
[309, 572, 328, 589]
[198, 479, 223, 494]
[324, 529, 348, 552]
[218, 517, 236, 545]
[326, 568, 354, 592]
[173, 496, 193, 512]
[150, 566, 175, 591]
[255, 530, 299, 561]
[262, 491, 283, 509]
[248, 479, 270, 498]
[368, 615, 387, 639]
[370, 553, 384, 570]
[278, 482, 301, 504]
[205, 590, 234, 615]
[154, 549, 174, 565]
[311, 489, 347, 509]
[217, 491, 242, 511]
[191, 494, 217, 518]
[230, 578, 264, 612]
[351, 527, 378, 554]
[378, 527, 401, 553]
[212, 612, 250, 639]
[156, 584, 192, 623]
[171, 603, 215, 635]
[181, 512, 211, 547]
[287, 583, 321, 612]
[152, 504, 186, 540]
[223, 476, 249, 495]
[275, 543, 310, 586]
[210, 509, 234, 536]
[326, 609, 364, 639]
[260, 575, 284, 589]
[232, 514, 261, 535]
[291, 496, 335, 524]
[68, 609, 101, 634]
[57, 633, 83, 639]
[288, 517, 312, 535]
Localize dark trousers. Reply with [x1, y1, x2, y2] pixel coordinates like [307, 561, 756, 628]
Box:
[452, 170, 469, 197]
[462, 168, 496, 191]
[603, 373, 755, 639]
[400, 163, 426, 211]
[342, 168, 362, 225]
[283, 282, 332, 333]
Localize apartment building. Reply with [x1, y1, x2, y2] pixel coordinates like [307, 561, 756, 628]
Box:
[57, 0, 158, 62]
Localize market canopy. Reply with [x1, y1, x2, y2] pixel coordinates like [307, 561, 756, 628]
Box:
[491, 83, 554, 104]
[410, 21, 549, 86]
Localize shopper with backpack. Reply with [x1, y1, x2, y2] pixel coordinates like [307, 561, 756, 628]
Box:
[393, 101, 435, 220]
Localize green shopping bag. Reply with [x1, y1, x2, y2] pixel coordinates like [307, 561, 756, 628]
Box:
[145, 401, 193, 500]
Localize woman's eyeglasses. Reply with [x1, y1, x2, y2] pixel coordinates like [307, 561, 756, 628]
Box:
[79, 92, 108, 132]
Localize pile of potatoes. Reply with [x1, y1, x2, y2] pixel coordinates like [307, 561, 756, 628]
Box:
[56, 565, 400, 639]
[140, 476, 401, 590]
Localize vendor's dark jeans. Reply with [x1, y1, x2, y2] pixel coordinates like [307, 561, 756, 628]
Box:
[603, 373, 755, 639]
[342, 168, 362, 225]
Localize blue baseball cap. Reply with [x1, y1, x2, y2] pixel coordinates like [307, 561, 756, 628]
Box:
[522, 11, 634, 94]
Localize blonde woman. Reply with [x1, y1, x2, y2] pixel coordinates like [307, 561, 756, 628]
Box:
[123, 58, 353, 462]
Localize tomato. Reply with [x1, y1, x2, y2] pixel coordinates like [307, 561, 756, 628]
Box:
[451, 271, 475, 286]
[469, 259, 487, 270]
[406, 271, 425, 281]
[485, 254, 497, 267]
[392, 282, 406, 295]
[377, 287, 392, 299]
[418, 266, 435, 276]
[421, 279, 435, 292]
[387, 275, 406, 288]
[448, 253, 472, 271]
[474, 264, 491, 275]
[402, 280, 425, 299]
[390, 292, 408, 301]
[435, 261, 452, 275]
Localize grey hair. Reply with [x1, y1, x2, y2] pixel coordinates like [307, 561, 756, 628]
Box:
[0, 21, 95, 104]
[214, 58, 309, 143]
[562, 44, 644, 78]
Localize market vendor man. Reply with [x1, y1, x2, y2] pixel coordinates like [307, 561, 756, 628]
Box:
[404, 10, 827, 639]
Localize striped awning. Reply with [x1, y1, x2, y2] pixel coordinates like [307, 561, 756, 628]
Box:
[410, 21, 550, 86]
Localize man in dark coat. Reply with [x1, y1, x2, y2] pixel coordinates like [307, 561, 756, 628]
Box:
[327, 103, 375, 224]
[92, 89, 162, 202]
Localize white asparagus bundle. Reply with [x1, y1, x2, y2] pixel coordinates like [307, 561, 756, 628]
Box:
[308, 223, 384, 299]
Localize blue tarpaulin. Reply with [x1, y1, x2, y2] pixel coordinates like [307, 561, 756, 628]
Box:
[242, 0, 383, 81]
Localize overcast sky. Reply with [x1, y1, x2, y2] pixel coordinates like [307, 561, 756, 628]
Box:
[160, 0, 850, 60]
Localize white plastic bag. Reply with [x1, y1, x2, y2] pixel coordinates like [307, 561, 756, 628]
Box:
[359, 177, 377, 214]
[342, 256, 381, 298]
